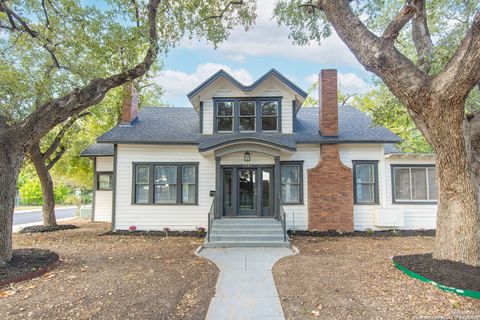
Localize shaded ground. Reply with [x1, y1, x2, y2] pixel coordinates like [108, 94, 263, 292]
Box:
[0, 249, 59, 283]
[394, 253, 480, 291]
[18, 224, 78, 234]
[273, 236, 480, 320]
[0, 221, 218, 320]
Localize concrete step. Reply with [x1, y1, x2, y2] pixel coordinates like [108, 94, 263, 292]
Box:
[210, 228, 283, 235]
[210, 234, 286, 242]
[213, 218, 280, 225]
[212, 224, 283, 230]
[203, 241, 291, 248]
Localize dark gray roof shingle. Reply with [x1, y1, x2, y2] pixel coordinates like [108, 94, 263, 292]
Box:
[94, 106, 400, 148]
[80, 143, 114, 157]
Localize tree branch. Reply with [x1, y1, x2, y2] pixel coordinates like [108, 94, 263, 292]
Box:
[382, 3, 416, 44]
[412, 0, 433, 73]
[192, 0, 244, 29]
[45, 147, 65, 171]
[41, 0, 51, 29]
[17, 0, 162, 149]
[41, 112, 89, 161]
[0, 2, 39, 37]
[434, 12, 480, 101]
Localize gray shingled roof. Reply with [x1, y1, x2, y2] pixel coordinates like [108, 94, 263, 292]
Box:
[80, 143, 114, 157]
[94, 106, 400, 149]
[384, 144, 404, 154]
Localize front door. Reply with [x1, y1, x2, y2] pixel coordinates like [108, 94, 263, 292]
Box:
[222, 166, 274, 217]
[238, 169, 256, 216]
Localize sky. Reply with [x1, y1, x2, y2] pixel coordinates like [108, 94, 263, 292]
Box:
[156, 0, 374, 107]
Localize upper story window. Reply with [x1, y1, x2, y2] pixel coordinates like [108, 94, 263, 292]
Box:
[214, 98, 281, 133]
[239, 101, 256, 132]
[217, 101, 234, 132]
[392, 165, 437, 203]
[261, 101, 278, 131]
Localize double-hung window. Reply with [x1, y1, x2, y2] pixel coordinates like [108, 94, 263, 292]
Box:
[133, 163, 198, 205]
[96, 173, 113, 190]
[280, 162, 303, 204]
[216, 101, 234, 132]
[353, 161, 379, 204]
[261, 101, 278, 131]
[392, 166, 437, 203]
[239, 101, 256, 132]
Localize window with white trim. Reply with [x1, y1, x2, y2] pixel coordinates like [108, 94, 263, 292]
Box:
[392, 166, 437, 202]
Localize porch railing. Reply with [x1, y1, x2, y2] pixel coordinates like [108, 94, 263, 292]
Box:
[278, 196, 288, 242]
[207, 196, 215, 242]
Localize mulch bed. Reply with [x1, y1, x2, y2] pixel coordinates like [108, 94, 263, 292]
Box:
[393, 253, 480, 292]
[290, 229, 435, 237]
[103, 229, 206, 238]
[0, 249, 59, 285]
[18, 224, 78, 234]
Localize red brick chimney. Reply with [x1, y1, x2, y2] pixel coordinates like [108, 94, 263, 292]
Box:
[121, 83, 138, 125]
[319, 69, 338, 136]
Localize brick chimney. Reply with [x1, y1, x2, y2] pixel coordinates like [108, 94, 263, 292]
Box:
[121, 83, 138, 125]
[319, 69, 338, 136]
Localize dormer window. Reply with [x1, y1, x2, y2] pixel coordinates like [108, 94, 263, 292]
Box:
[214, 98, 282, 133]
[217, 101, 234, 132]
[261, 101, 278, 132]
[239, 101, 256, 132]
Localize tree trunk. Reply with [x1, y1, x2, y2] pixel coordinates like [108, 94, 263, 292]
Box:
[30, 142, 57, 227]
[0, 141, 23, 265]
[415, 100, 480, 266]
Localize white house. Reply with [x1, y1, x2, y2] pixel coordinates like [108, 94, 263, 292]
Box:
[81, 69, 437, 247]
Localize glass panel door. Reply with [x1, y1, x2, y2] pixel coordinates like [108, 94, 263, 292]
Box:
[238, 169, 256, 216]
[222, 168, 235, 216]
[261, 168, 274, 216]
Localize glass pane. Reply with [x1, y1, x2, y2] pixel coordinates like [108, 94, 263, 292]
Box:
[239, 117, 255, 131]
[136, 165, 149, 184]
[240, 101, 255, 116]
[356, 164, 374, 183]
[182, 166, 195, 184]
[261, 101, 278, 115]
[217, 101, 233, 116]
[281, 165, 299, 184]
[217, 117, 233, 131]
[394, 168, 411, 200]
[135, 184, 149, 204]
[262, 170, 271, 208]
[155, 166, 177, 185]
[238, 169, 255, 209]
[182, 184, 195, 204]
[428, 168, 437, 200]
[356, 184, 374, 203]
[262, 117, 277, 131]
[412, 168, 427, 200]
[224, 169, 232, 208]
[281, 184, 299, 203]
[155, 184, 177, 203]
[98, 174, 112, 190]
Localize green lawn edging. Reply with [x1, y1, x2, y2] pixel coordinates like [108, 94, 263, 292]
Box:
[391, 258, 480, 299]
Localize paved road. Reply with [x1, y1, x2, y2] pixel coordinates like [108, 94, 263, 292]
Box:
[13, 207, 77, 226]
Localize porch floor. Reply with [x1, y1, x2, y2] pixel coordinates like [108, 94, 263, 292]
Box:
[204, 218, 290, 248]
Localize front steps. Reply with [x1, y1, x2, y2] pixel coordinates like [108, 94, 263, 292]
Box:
[203, 218, 290, 248]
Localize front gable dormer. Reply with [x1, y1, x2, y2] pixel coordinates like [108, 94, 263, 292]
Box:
[187, 69, 308, 134]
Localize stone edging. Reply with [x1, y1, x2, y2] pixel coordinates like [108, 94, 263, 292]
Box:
[390, 257, 480, 299]
[0, 258, 60, 289]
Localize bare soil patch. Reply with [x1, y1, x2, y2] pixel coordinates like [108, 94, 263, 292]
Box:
[273, 236, 480, 320]
[393, 253, 480, 291]
[18, 224, 78, 234]
[0, 220, 218, 320]
[0, 249, 59, 284]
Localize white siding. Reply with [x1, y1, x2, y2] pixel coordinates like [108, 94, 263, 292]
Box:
[221, 151, 274, 165]
[93, 157, 113, 222]
[203, 100, 214, 134]
[96, 157, 113, 171]
[114, 145, 215, 231]
[280, 144, 321, 231]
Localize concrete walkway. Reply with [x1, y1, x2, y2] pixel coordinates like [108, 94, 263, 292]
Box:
[199, 247, 294, 320]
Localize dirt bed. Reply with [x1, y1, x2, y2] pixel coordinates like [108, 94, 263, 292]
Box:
[394, 253, 480, 291]
[0, 249, 59, 283]
[0, 221, 218, 320]
[273, 236, 480, 320]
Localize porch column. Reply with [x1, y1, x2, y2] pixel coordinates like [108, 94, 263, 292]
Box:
[274, 156, 280, 218]
[215, 156, 221, 219]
